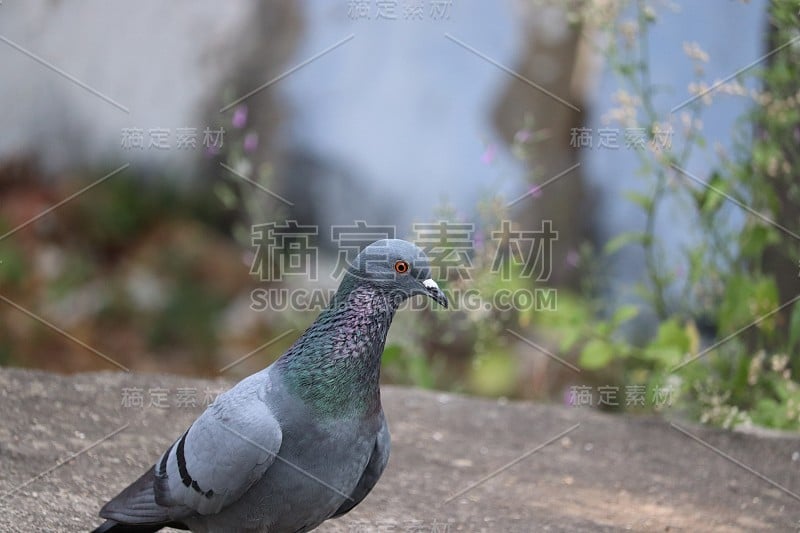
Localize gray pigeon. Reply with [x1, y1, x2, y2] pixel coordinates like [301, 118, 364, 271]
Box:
[92, 239, 448, 533]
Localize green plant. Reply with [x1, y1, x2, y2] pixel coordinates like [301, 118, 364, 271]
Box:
[554, 0, 800, 429]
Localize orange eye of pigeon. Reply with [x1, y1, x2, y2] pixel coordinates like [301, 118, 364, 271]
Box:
[394, 260, 410, 274]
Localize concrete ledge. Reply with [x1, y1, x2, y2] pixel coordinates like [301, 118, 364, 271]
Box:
[0, 368, 798, 532]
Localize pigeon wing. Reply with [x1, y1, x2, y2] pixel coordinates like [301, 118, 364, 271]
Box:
[153, 393, 283, 517]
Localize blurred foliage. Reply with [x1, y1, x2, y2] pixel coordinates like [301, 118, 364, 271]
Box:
[212, 95, 287, 250]
[0, 238, 26, 289]
[0, 161, 281, 374]
[1, 1, 798, 434]
[545, 0, 800, 430]
[379, 190, 570, 400]
[383, 0, 800, 432]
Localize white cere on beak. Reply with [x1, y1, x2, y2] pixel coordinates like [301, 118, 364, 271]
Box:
[423, 279, 440, 291]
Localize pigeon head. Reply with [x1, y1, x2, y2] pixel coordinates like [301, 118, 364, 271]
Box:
[344, 239, 448, 308]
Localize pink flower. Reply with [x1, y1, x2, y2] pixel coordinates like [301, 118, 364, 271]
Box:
[480, 144, 497, 165]
[514, 129, 532, 143]
[564, 387, 575, 406]
[474, 232, 484, 251]
[243, 132, 259, 153]
[232, 105, 248, 129]
[241, 250, 255, 267]
[566, 250, 579, 268]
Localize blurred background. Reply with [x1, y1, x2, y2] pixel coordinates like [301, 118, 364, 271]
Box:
[2, 0, 799, 430]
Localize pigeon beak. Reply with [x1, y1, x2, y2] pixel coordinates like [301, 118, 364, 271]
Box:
[422, 279, 449, 308]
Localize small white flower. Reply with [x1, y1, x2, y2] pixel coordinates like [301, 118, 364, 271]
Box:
[683, 41, 710, 63]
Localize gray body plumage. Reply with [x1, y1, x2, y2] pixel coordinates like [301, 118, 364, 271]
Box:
[93, 240, 446, 533]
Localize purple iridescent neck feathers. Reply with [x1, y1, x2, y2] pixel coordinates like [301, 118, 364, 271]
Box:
[277, 283, 398, 418]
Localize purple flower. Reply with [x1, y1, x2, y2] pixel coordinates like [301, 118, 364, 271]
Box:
[480, 144, 497, 165]
[564, 387, 575, 406]
[514, 129, 532, 143]
[474, 232, 484, 251]
[232, 105, 248, 129]
[566, 250, 579, 268]
[243, 132, 259, 153]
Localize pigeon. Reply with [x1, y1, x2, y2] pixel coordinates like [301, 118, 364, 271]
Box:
[92, 239, 448, 533]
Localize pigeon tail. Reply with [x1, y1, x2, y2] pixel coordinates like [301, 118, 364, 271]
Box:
[94, 467, 188, 532]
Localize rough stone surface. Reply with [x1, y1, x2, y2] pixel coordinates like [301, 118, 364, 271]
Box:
[0, 368, 799, 532]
